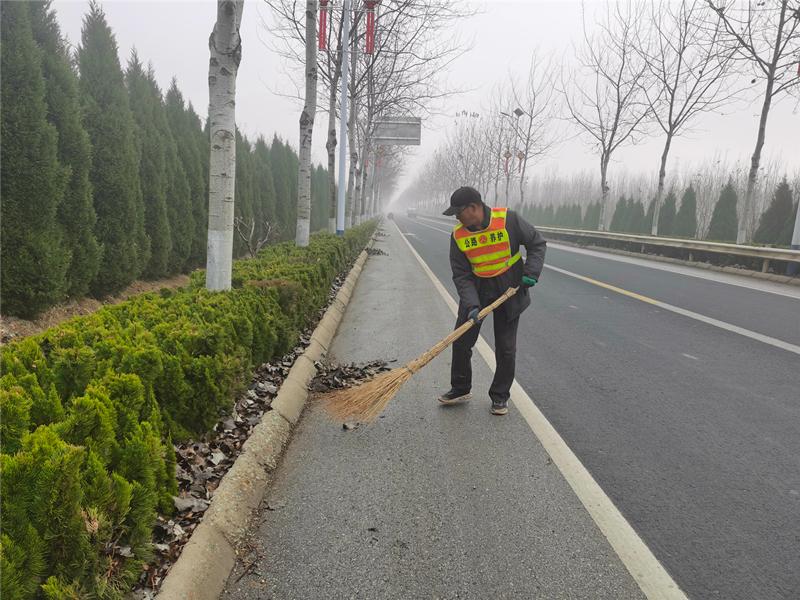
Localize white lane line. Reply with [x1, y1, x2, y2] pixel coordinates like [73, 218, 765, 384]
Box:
[548, 242, 800, 300]
[546, 264, 800, 357]
[409, 217, 452, 236]
[392, 219, 688, 600]
[408, 217, 800, 357]
[682, 353, 699, 361]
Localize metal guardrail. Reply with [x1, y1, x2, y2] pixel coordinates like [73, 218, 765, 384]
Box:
[411, 213, 800, 275]
[536, 226, 800, 273]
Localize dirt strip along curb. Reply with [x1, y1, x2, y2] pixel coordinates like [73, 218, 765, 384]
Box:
[156, 245, 371, 600]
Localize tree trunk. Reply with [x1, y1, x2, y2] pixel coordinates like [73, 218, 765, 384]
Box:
[740, 0, 787, 244]
[326, 76, 338, 233]
[651, 133, 673, 236]
[206, 0, 244, 291]
[742, 78, 775, 244]
[345, 22, 357, 229]
[598, 154, 610, 231]
[369, 152, 378, 217]
[359, 154, 369, 221]
[295, 0, 317, 247]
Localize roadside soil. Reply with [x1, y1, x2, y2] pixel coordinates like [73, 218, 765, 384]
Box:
[0, 273, 192, 343]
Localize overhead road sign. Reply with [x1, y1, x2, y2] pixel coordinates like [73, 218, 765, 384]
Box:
[374, 116, 421, 146]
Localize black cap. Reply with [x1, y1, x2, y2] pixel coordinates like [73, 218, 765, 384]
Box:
[443, 186, 482, 216]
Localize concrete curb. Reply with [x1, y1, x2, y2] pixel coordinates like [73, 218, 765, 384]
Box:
[156, 245, 372, 600]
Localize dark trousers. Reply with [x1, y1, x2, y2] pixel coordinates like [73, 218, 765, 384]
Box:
[450, 307, 520, 403]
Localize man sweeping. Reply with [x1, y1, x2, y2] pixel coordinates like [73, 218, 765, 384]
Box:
[438, 186, 547, 415]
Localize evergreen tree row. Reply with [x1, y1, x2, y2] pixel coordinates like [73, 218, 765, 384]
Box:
[522, 180, 796, 246]
[1, 1, 329, 319]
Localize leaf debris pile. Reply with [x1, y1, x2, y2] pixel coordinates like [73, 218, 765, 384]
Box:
[310, 360, 392, 394]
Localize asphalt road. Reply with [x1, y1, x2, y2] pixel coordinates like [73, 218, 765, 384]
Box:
[395, 214, 800, 600]
[222, 220, 645, 600]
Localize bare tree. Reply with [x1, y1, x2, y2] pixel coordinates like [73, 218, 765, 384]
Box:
[706, 0, 800, 243]
[263, 0, 470, 231]
[295, 0, 317, 246]
[234, 216, 281, 257]
[507, 52, 559, 206]
[636, 0, 739, 235]
[562, 1, 652, 230]
[206, 0, 244, 291]
[346, 13, 359, 228]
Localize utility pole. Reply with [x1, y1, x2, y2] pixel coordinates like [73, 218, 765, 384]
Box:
[336, 0, 351, 235]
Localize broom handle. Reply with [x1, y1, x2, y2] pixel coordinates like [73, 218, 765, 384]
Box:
[406, 286, 519, 373]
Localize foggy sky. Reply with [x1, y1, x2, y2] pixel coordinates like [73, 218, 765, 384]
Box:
[54, 0, 799, 200]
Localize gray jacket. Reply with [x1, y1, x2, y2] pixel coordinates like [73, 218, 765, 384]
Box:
[449, 206, 547, 322]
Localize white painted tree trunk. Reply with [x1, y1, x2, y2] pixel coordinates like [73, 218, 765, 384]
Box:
[345, 18, 357, 229]
[206, 0, 244, 291]
[326, 84, 338, 233]
[358, 156, 369, 222]
[295, 0, 317, 247]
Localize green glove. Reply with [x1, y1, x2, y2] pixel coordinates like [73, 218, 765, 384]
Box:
[522, 275, 538, 288]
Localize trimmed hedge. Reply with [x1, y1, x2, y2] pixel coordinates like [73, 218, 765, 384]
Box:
[0, 223, 375, 599]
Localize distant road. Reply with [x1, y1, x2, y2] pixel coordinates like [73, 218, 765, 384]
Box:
[395, 214, 800, 600]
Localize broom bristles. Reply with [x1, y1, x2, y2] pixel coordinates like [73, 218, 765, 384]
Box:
[322, 366, 413, 422]
[321, 286, 520, 423]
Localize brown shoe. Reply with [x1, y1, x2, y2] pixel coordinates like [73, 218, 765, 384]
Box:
[490, 400, 508, 415]
[438, 389, 471, 405]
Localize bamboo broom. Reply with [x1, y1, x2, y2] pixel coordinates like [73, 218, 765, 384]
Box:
[322, 286, 519, 423]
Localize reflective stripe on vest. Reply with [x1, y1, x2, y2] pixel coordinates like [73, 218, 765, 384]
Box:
[453, 207, 521, 278]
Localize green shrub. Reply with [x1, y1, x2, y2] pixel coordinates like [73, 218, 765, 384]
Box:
[707, 182, 738, 242]
[0, 223, 375, 598]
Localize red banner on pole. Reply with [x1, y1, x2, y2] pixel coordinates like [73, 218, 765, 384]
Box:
[319, 0, 329, 50]
[365, 1, 378, 54]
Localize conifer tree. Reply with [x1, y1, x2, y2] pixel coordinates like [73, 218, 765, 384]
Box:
[28, 0, 101, 299]
[657, 190, 677, 236]
[311, 165, 327, 231]
[644, 198, 656, 234]
[627, 199, 646, 233]
[778, 202, 797, 247]
[191, 104, 210, 259]
[706, 182, 738, 242]
[754, 179, 794, 246]
[542, 205, 555, 225]
[253, 136, 277, 236]
[164, 160, 193, 272]
[0, 1, 69, 317]
[674, 185, 698, 238]
[270, 136, 292, 237]
[127, 52, 171, 278]
[79, 1, 148, 295]
[572, 204, 583, 228]
[234, 131, 256, 257]
[582, 202, 602, 230]
[165, 83, 206, 268]
[609, 195, 628, 232]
